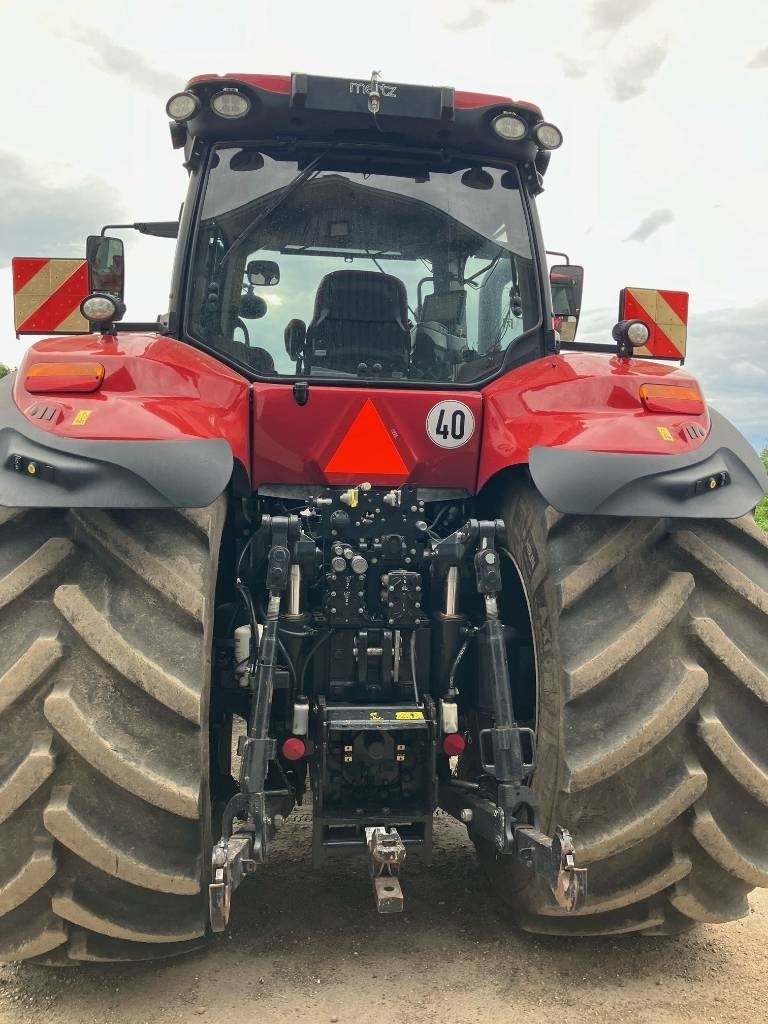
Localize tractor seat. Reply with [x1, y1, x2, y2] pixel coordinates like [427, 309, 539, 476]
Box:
[306, 270, 410, 374]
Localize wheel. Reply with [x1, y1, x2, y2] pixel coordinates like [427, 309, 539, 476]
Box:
[466, 474, 768, 935]
[0, 500, 225, 963]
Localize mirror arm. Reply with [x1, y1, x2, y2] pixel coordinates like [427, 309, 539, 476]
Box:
[99, 222, 179, 239]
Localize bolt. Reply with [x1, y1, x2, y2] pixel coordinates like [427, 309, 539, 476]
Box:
[331, 607, 337, 614]
[273, 814, 285, 830]
[460, 808, 473, 824]
[415, 602, 421, 609]
[357, 607, 364, 614]
[405, 557, 411, 564]
[410, 505, 417, 512]
[388, 618, 395, 625]
[485, 551, 496, 564]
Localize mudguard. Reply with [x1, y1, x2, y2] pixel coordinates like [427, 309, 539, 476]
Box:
[529, 407, 767, 518]
[0, 372, 234, 509]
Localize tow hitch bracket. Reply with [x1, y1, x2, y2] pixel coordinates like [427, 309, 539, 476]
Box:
[209, 834, 255, 933]
[515, 825, 588, 912]
[365, 826, 406, 914]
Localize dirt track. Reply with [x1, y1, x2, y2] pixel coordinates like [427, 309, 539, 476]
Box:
[1, 813, 766, 1024]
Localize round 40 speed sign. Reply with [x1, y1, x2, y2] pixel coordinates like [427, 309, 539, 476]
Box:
[426, 400, 475, 449]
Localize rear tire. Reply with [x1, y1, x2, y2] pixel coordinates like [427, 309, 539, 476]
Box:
[469, 476, 768, 935]
[0, 501, 225, 963]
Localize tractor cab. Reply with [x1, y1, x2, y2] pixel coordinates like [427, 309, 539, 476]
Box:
[158, 73, 565, 388]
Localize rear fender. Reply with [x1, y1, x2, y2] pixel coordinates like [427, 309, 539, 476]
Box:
[0, 334, 251, 509]
[478, 353, 767, 518]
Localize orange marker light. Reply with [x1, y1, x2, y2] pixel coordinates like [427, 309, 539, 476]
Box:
[639, 382, 704, 416]
[25, 362, 105, 394]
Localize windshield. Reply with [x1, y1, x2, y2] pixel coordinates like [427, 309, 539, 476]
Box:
[187, 147, 541, 384]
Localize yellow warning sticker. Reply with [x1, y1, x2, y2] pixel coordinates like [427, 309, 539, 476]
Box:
[369, 712, 383, 721]
[656, 426, 674, 442]
[395, 711, 425, 721]
[72, 410, 92, 426]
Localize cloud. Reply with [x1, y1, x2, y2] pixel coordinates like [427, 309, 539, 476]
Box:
[559, 2, 668, 101]
[608, 41, 669, 100]
[587, 0, 653, 32]
[443, 5, 489, 30]
[442, 0, 513, 31]
[559, 56, 590, 79]
[623, 208, 675, 243]
[0, 151, 125, 268]
[747, 47, 768, 69]
[689, 301, 768, 449]
[56, 22, 181, 97]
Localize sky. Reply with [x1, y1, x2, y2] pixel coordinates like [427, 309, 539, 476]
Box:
[0, 0, 766, 447]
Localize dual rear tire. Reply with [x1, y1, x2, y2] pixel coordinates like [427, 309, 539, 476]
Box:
[474, 478, 768, 934]
[1, 476, 767, 959]
[0, 503, 224, 963]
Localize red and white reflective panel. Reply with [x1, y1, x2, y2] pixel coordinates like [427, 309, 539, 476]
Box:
[619, 288, 689, 360]
[12, 258, 90, 335]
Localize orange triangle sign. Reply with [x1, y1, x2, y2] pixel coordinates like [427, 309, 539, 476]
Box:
[325, 399, 409, 477]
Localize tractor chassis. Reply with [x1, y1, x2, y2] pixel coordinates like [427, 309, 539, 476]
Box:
[209, 507, 587, 929]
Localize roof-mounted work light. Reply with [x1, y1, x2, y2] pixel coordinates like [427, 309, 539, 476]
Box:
[165, 92, 201, 122]
[211, 89, 251, 118]
[492, 113, 527, 141]
[533, 122, 563, 150]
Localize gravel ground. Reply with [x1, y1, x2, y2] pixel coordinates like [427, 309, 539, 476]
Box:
[1, 813, 766, 1024]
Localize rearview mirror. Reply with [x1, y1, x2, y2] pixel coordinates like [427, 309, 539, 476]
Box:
[246, 260, 280, 287]
[550, 264, 583, 342]
[86, 235, 125, 298]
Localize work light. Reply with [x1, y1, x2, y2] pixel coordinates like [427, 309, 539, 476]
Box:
[612, 319, 651, 350]
[165, 92, 201, 122]
[492, 113, 527, 141]
[80, 294, 119, 323]
[533, 122, 563, 150]
[211, 90, 251, 118]
[626, 321, 650, 346]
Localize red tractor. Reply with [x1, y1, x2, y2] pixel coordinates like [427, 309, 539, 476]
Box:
[1, 71, 766, 964]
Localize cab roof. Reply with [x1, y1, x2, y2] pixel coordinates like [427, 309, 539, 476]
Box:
[174, 72, 551, 177]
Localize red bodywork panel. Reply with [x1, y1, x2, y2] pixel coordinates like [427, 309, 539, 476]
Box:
[13, 334, 251, 473]
[478, 353, 709, 490]
[187, 73, 543, 117]
[251, 385, 482, 490]
[14, 337, 710, 498]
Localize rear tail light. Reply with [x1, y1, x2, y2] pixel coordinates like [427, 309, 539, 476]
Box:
[442, 733, 466, 757]
[640, 382, 704, 415]
[25, 362, 104, 394]
[281, 737, 307, 761]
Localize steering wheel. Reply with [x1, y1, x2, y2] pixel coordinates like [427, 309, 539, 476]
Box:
[234, 317, 250, 346]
